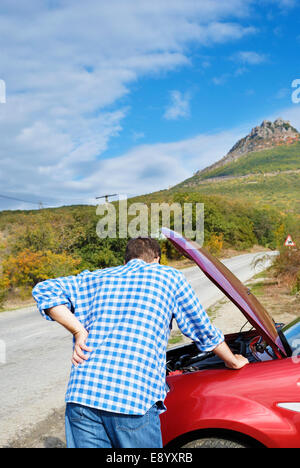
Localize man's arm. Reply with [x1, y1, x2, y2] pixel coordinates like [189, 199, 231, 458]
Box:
[46, 305, 92, 367]
[32, 272, 92, 366]
[213, 341, 249, 370]
[32, 272, 88, 321]
[173, 273, 249, 370]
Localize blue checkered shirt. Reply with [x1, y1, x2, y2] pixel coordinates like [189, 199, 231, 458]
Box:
[32, 259, 224, 415]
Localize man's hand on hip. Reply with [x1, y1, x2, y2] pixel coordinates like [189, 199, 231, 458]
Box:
[72, 329, 92, 367]
[46, 304, 92, 367]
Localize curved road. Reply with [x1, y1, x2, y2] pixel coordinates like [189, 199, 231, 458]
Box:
[0, 250, 277, 446]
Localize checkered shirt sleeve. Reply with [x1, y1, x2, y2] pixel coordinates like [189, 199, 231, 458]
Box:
[173, 272, 224, 352]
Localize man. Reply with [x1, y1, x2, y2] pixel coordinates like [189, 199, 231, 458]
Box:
[32, 237, 248, 449]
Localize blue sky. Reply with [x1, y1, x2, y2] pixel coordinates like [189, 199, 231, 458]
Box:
[0, 0, 300, 209]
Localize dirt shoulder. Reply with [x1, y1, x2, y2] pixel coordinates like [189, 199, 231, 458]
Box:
[244, 275, 299, 326]
[4, 407, 66, 449]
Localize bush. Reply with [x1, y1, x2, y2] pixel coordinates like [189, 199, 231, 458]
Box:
[206, 233, 224, 254]
[251, 208, 280, 248]
[2, 249, 81, 290]
[292, 272, 300, 295]
[272, 242, 300, 294]
[0, 273, 9, 309]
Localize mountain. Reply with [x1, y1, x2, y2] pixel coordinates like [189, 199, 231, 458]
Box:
[196, 118, 299, 178]
[142, 118, 300, 214]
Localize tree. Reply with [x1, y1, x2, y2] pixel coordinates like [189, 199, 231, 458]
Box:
[3, 249, 81, 290]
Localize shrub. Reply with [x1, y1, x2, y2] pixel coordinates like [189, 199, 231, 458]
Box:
[2, 249, 81, 290]
[206, 233, 224, 254]
[292, 272, 300, 295]
[0, 273, 9, 309]
[272, 241, 300, 294]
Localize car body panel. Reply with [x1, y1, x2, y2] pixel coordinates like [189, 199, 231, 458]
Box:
[162, 358, 300, 448]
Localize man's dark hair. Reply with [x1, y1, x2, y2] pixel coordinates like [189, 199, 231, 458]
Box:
[125, 237, 161, 264]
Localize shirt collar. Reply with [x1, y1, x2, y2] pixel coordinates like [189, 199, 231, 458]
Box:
[126, 258, 147, 265]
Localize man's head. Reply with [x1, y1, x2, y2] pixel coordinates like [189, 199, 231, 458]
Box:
[125, 237, 161, 264]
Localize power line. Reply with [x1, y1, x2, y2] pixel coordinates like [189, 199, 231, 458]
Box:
[96, 194, 119, 203]
[0, 192, 112, 209]
[0, 193, 51, 206]
[0, 193, 85, 206]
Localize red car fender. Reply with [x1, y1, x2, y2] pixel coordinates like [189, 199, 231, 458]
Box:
[162, 391, 284, 447]
[162, 359, 300, 448]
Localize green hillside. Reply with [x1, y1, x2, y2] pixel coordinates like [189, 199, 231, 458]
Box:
[169, 172, 300, 214]
[139, 142, 297, 214]
[174, 141, 300, 187]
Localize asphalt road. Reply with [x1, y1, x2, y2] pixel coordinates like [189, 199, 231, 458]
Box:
[0, 250, 277, 447]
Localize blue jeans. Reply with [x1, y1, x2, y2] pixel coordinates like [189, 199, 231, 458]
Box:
[65, 402, 163, 448]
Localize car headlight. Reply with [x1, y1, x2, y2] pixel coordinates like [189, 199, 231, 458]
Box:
[277, 403, 300, 413]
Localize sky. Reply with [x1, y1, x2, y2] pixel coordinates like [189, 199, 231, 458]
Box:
[0, 0, 300, 210]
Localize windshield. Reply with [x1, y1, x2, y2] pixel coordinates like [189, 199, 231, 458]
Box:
[279, 318, 300, 357]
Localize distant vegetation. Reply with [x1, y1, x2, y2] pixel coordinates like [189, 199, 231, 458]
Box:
[0, 193, 297, 308]
[0, 142, 299, 309]
[171, 172, 300, 214]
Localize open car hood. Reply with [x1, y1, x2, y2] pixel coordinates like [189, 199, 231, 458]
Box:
[162, 227, 286, 356]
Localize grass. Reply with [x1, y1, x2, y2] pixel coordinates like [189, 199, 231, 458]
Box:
[167, 333, 184, 347]
[160, 142, 300, 214]
[248, 281, 267, 297]
[173, 172, 300, 214]
[188, 142, 300, 181]
[206, 298, 228, 320]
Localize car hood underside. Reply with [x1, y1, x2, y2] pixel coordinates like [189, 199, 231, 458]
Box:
[162, 227, 286, 357]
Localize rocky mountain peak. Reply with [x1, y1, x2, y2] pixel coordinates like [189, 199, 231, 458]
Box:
[199, 118, 299, 175]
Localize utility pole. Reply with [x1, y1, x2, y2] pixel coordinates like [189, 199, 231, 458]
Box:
[96, 194, 118, 203]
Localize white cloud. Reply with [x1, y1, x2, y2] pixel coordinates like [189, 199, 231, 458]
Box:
[62, 126, 249, 198]
[269, 104, 300, 131]
[212, 74, 230, 86]
[0, 0, 260, 209]
[132, 131, 145, 142]
[275, 87, 290, 99]
[212, 49, 266, 86]
[163, 91, 191, 120]
[232, 51, 267, 65]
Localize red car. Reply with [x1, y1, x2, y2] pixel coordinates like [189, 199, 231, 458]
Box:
[161, 228, 300, 449]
